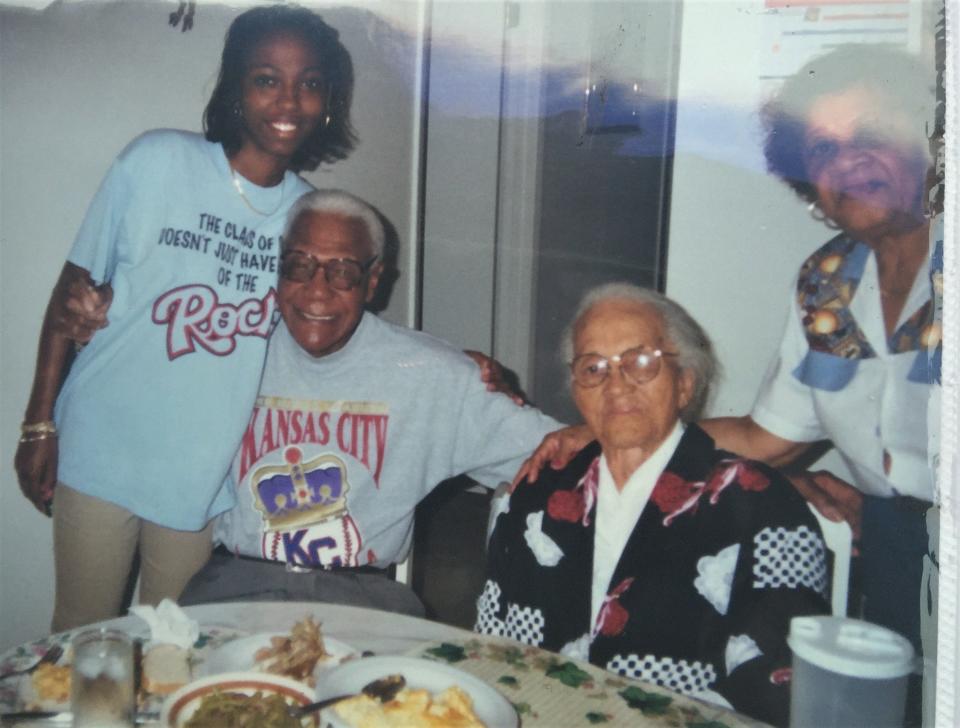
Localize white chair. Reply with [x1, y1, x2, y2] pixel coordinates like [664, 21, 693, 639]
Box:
[808, 502, 853, 617]
[393, 552, 412, 586]
[486, 481, 512, 544]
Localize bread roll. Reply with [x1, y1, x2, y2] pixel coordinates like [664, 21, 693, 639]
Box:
[142, 643, 191, 696]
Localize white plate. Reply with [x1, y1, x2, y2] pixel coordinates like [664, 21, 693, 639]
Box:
[160, 671, 317, 727]
[199, 633, 356, 678]
[315, 656, 518, 728]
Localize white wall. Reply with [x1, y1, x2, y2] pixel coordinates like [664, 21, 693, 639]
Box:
[667, 0, 836, 417]
[0, 0, 424, 651]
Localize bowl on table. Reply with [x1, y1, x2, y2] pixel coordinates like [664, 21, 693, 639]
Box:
[160, 671, 318, 727]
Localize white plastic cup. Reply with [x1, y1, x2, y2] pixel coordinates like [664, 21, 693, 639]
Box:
[70, 628, 135, 728]
[788, 616, 915, 728]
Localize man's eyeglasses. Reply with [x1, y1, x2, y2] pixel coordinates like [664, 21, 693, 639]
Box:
[570, 346, 677, 388]
[279, 250, 378, 291]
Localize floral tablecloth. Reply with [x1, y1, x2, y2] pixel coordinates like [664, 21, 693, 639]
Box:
[411, 637, 768, 728]
[0, 603, 769, 726]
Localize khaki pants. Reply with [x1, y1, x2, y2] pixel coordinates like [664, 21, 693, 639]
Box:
[52, 484, 213, 632]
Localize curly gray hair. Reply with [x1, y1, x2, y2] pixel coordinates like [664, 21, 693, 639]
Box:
[560, 283, 718, 422]
[283, 189, 385, 258]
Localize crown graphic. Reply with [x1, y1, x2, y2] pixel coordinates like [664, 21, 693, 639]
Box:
[251, 446, 350, 532]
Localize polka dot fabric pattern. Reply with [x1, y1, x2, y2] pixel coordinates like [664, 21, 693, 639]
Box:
[475, 579, 546, 646]
[504, 603, 546, 646]
[474, 579, 505, 636]
[752, 525, 828, 594]
[607, 653, 718, 696]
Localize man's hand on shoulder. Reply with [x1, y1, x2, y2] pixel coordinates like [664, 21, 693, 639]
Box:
[464, 350, 525, 406]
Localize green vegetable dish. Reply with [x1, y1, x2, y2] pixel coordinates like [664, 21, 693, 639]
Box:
[183, 690, 304, 728]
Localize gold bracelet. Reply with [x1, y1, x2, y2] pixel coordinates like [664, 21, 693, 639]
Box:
[21, 420, 57, 435]
[18, 431, 57, 444]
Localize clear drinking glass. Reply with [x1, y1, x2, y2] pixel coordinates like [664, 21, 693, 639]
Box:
[70, 628, 135, 728]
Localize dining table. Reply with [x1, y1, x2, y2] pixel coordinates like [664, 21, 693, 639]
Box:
[0, 601, 769, 726]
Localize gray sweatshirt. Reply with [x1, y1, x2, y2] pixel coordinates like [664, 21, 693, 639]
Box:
[215, 312, 561, 568]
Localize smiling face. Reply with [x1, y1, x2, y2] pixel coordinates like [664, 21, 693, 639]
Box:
[572, 299, 693, 461]
[278, 210, 383, 359]
[804, 85, 929, 241]
[237, 30, 326, 169]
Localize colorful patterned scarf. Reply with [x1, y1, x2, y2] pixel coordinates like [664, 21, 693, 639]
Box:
[793, 232, 940, 390]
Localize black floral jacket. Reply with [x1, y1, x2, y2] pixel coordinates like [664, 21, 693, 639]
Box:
[477, 425, 829, 726]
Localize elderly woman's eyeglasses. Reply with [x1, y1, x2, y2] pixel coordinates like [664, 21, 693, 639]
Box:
[280, 250, 378, 291]
[570, 346, 678, 388]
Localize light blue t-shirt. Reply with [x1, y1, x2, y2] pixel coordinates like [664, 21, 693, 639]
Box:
[54, 130, 313, 529]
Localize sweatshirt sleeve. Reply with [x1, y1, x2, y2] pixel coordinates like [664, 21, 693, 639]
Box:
[448, 359, 564, 489]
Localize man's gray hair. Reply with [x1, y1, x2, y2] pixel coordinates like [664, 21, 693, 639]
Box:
[561, 282, 718, 422]
[283, 189, 386, 258]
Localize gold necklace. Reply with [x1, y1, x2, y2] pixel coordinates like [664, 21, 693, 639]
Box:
[230, 167, 283, 217]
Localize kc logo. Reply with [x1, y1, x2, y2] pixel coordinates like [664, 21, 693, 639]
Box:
[152, 284, 277, 359]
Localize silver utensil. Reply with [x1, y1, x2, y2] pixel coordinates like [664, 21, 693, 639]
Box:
[0, 646, 64, 681]
[290, 673, 406, 719]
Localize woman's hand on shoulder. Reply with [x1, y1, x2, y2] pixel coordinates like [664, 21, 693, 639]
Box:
[787, 469, 863, 542]
[50, 262, 112, 343]
[510, 424, 593, 490]
[14, 437, 57, 516]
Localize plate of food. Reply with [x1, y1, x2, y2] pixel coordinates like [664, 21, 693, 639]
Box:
[315, 656, 518, 728]
[16, 656, 73, 712]
[199, 616, 355, 685]
[160, 671, 318, 727]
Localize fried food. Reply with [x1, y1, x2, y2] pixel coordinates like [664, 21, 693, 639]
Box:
[31, 662, 71, 704]
[183, 690, 303, 728]
[333, 685, 486, 728]
[253, 616, 329, 685]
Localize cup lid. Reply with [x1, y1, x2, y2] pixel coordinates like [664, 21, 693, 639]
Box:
[788, 616, 915, 679]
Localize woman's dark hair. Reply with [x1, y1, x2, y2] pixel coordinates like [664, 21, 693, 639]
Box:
[761, 44, 935, 202]
[204, 5, 357, 171]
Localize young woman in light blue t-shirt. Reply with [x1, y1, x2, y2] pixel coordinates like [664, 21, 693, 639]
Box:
[15, 5, 357, 631]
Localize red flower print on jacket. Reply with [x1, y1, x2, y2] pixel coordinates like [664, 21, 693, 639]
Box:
[736, 463, 771, 492]
[650, 472, 700, 516]
[595, 577, 635, 638]
[547, 489, 585, 523]
[546, 456, 599, 527]
[769, 667, 793, 686]
[653, 460, 770, 525]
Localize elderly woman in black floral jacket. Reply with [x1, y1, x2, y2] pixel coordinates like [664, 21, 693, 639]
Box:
[477, 283, 829, 726]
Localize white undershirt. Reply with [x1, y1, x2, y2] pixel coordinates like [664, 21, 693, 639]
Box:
[590, 422, 685, 629]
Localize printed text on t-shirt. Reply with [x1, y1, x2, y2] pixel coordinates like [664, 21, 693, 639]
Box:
[152, 285, 277, 359]
[238, 403, 389, 486]
[156, 212, 280, 293]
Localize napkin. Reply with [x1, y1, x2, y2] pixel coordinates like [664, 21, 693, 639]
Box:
[129, 599, 199, 649]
